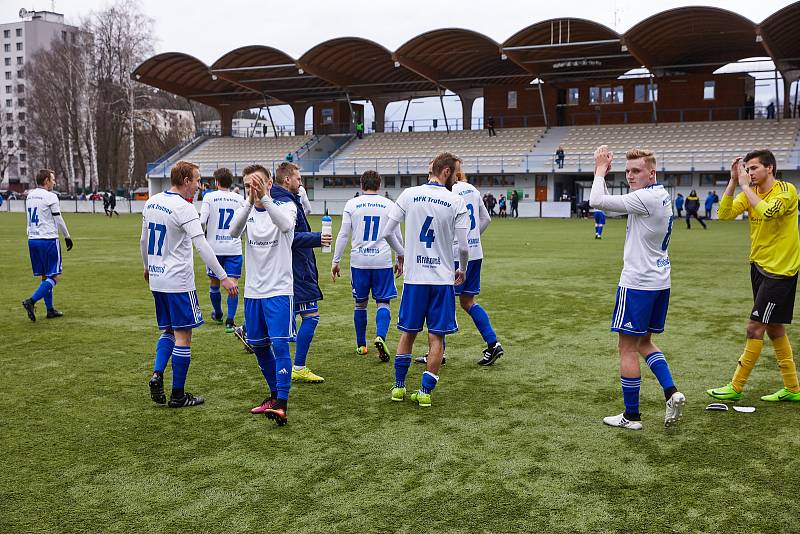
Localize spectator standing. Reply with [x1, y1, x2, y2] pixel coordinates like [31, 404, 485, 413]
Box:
[685, 190, 707, 229]
[674, 193, 684, 217]
[285, 152, 294, 163]
[767, 102, 776, 119]
[356, 121, 364, 139]
[555, 146, 565, 169]
[486, 116, 496, 137]
[704, 191, 716, 219]
[487, 193, 497, 216]
[108, 192, 119, 217]
[511, 190, 520, 218]
[498, 195, 507, 218]
[102, 192, 110, 216]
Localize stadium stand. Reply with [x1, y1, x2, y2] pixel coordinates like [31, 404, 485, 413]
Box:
[550, 120, 800, 171]
[148, 135, 314, 178]
[320, 128, 547, 174]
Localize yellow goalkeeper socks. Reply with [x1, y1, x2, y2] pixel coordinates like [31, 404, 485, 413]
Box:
[731, 338, 764, 393]
[772, 335, 800, 393]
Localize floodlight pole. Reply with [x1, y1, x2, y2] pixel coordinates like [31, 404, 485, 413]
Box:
[400, 97, 411, 132]
[439, 87, 450, 133]
[537, 80, 548, 128]
[649, 74, 657, 123]
[250, 106, 264, 137]
[263, 95, 279, 139]
[345, 92, 355, 134]
[774, 69, 781, 121]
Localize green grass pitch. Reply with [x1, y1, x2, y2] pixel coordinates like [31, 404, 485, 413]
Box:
[1, 212, 798, 533]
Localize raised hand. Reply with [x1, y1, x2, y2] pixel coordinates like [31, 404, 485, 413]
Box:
[594, 145, 613, 177]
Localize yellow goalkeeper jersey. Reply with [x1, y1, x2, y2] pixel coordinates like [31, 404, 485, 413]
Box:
[717, 180, 800, 277]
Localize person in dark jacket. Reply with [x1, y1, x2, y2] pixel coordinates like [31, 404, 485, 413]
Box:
[270, 162, 333, 383]
[674, 193, 684, 217]
[704, 191, 715, 219]
[684, 190, 706, 229]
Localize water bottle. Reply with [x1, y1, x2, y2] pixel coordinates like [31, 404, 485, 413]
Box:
[321, 213, 332, 253]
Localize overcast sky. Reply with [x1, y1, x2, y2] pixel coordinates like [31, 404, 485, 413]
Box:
[3, 0, 796, 127]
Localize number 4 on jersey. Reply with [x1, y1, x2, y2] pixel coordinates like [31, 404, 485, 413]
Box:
[419, 216, 435, 248]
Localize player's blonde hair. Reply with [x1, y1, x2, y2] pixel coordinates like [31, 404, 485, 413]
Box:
[626, 148, 656, 169]
[170, 161, 199, 186]
[275, 161, 299, 185]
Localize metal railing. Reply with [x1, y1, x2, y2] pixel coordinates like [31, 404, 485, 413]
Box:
[143, 148, 800, 178]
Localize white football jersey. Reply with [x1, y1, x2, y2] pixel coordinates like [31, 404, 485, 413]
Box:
[26, 188, 61, 239]
[200, 190, 246, 255]
[451, 181, 484, 261]
[239, 201, 297, 299]
[342, 194, 398, 269]
[619, 184, 672, 290]
[389, 182, 468, 285]
[142, 191, 205, 293]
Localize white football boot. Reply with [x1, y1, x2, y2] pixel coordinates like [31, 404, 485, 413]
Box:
[664, 391, 686, 427]
[602, 412, 643, 431]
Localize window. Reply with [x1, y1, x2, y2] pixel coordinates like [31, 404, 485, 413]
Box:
[400, 176, 413, 188]
[507, 90, 517, 109]
[3, 44, 9, 52]
[20, 167, 26, 175]
[589, 86, 600, 104]
[16, 57, 22, 65]
[614, 85, 624, 103]
[704, 81, 715, 100]
[16, 29, 22, 37]
[4, 72, 10, 80]
[17, 84, 24, 93]
[700, 173, 727, 186]
[4, 85, 10, 94]
[7, 140, 13, 148]
[18, 98, 24, 107]
[16, 43, 22, 51]
[4, 113, 10, 120]
[18, 139, 26, 148]
[383, 175, 395, 188]
[634, 83, 658, 103]
[322, 176, 358, 188]
[3, 58, 9, 66]
[5, 126, 11, 134]
[61, 31, 67, 40]
[19, 153, 26, 162]
[18, 112, 25, 120]
[16, 70, 23, 79]
[3, 30, 9, 38]
[663, 173, 692, 187]
[4, 99, 10, 107]
[18, 125, 25, 134]
[567, 87, 579, 105]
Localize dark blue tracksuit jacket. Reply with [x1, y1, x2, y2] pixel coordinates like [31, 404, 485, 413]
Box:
[271, 185, 322, 305]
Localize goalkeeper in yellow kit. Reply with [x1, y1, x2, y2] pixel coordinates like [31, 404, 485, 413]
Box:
[707, 149, 800, 402]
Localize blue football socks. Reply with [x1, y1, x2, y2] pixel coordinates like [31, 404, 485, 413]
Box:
[226, 294, 239, 322]
[468, 303, 497, 345]
[294, 314, 319, 369]
[272, 340, 292, 401]
[43, 279, 56, 310]
[420, 371, 439, 394]
[646, 352, 677, 399]
[254, 344, 277, 394]
[31, 278, 55, 304]
[394, 354, 411, 388]
[153, 332, 176, 373]
[620, 376, 641, 420]
[376, 303, 391, 340]
[354, 306, 367, 347]
[209, 285, 222, 317]
[171, 346, 191, 395]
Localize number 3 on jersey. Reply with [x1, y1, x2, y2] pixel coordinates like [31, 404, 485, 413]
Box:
[147, 222, 166, 256]
[419, 216, 435, 248]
